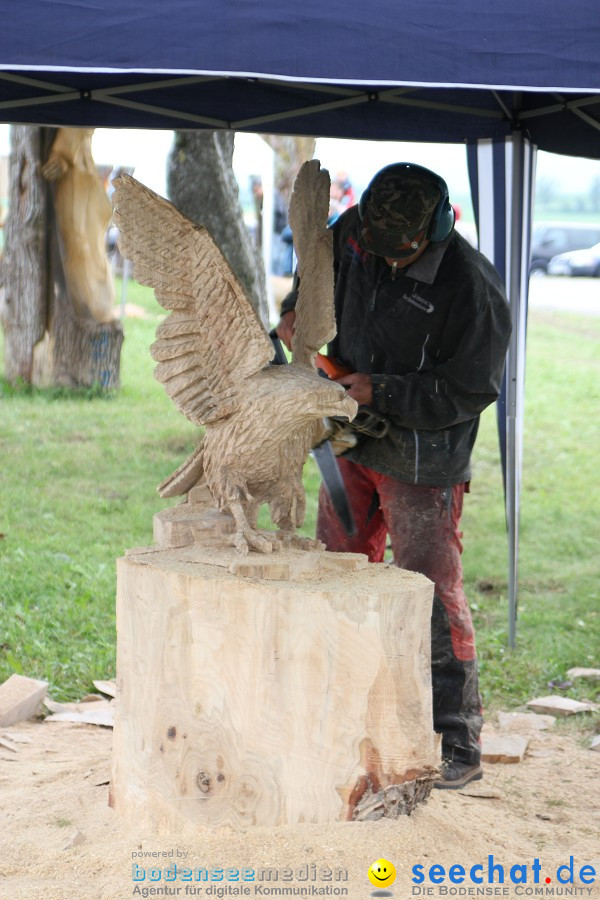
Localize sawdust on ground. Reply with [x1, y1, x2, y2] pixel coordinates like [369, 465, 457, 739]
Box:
[1, 718, 599, 900]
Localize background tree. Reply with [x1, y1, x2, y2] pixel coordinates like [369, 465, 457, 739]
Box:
[534, 175, 559, 210]
[261, 135, 316, 207]
[0, 127, 49, 382]
[167, 130, 268, 325]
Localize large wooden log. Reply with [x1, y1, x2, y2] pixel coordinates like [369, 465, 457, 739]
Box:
[111, 505, 438, 831]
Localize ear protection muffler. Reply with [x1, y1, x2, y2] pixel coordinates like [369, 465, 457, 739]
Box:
[358, 162, 455, 243]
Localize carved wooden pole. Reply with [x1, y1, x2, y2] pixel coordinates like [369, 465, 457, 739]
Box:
[0, 125, 123, 389]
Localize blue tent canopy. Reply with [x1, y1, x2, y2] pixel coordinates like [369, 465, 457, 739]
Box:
[0, 0, 599, 155]
[1, 0, 599, 643]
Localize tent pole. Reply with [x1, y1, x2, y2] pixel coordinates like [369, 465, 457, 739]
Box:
[506, 131, 523, 649]
[505, 129, 535, 649]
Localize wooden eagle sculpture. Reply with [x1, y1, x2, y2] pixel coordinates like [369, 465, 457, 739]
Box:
[112, 161, 357, 554]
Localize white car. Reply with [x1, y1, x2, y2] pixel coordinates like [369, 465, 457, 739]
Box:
[548, 241, 600, 277]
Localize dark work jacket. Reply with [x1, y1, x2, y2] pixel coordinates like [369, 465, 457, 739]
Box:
[281, 206, 512, 486]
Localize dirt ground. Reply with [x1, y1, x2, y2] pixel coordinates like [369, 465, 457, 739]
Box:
[1, 716, 599, 900]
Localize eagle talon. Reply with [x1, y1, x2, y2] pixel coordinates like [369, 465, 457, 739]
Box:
[277, 532, 325, 551]
[234, 528, 281, 554]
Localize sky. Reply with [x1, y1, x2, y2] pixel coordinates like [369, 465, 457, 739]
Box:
[2, 125, 600, 219]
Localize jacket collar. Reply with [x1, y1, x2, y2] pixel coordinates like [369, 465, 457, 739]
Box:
[404, 232, 454, 284]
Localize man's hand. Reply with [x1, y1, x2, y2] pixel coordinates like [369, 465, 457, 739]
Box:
[335, 372, 373, 406]
[275, 310, 296, 351]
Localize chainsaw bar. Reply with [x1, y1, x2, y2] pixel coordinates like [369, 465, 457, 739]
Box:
[269, 331, 355, 537]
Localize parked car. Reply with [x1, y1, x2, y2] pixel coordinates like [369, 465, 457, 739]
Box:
[548, 241, 600, 277]
[529, 223, 600, 275]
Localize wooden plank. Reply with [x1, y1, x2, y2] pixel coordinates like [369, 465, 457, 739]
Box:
[481, 734, 529, 763]
[527, 695, 596, 716]
[566, 667, 600, 682]
[0, 674, 48, 727]
[497, 711, 555, 733]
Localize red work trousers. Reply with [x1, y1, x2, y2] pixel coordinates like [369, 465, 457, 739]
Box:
[317, 457, 483, 765]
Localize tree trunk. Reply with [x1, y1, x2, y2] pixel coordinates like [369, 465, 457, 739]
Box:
[167, 131, 268, 326]
[0, 126, 49, 382]
[111, 504, 438, 830]
[261, 135, 316, 206]
[0, 125, 123, 389]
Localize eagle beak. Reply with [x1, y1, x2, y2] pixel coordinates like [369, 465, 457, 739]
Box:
[340, 394, 358, 422]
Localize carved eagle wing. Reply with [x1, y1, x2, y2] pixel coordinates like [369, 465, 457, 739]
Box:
[112, 174, 273, 425]
[288, 160, 336, 368]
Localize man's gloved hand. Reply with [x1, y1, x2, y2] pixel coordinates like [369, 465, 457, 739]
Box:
[320, 418, 359, 456]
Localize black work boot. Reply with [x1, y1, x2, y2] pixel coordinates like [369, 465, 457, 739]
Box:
[433, 759, 483, 790]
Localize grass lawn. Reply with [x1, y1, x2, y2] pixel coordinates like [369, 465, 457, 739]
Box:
[1, 282, 598, 742]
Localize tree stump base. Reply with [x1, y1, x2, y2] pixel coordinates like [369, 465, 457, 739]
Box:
[111, 502, 439, 831]
[31, 312, 123, 390]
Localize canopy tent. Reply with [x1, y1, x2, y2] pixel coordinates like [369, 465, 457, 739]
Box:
[1, 0, 599, 644]
[0, 0, 599, 155]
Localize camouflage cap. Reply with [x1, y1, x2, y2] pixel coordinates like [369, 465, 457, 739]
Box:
[358, 166, 441, 258]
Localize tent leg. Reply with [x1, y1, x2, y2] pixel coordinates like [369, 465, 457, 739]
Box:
[466, 132, 536, 649]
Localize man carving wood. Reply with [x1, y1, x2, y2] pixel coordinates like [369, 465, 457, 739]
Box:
[276, 162, 512, 789]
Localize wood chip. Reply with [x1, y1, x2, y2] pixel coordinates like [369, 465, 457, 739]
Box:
[45, 702, 114, 728]
[526, 695, 596, 716]
[481, 734, 529, 763]
[566, 667, 600, 682]
[591, 735, 600, 752]
[0, 736, 18, 752]
[458, 786, 502, 800]
[0, 674, 48, 727]
[62, 829, 86, 850]
[45, 698, 114, 714]
[1, 731, 33, 744]
[44, 698, 114, 728]
[93, 680, 116, 698]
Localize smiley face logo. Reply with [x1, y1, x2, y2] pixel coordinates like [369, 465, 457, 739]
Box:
[368, 858, 396, 888]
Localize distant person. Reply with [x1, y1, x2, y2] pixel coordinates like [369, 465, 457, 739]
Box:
[272, 187, 291, 276]
[329, 172, 356, 219]
[249, 175, 264, 248]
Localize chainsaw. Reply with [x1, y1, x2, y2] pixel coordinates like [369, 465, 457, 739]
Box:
[314, 353, 390, 449]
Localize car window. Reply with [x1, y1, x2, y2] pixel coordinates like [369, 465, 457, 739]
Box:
[569, 228, 600, 248]
[540, 229, 568, 252]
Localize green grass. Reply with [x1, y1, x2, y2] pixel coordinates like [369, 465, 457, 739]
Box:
[1, 286, 598, 733]
[463, 310, 600, 721]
